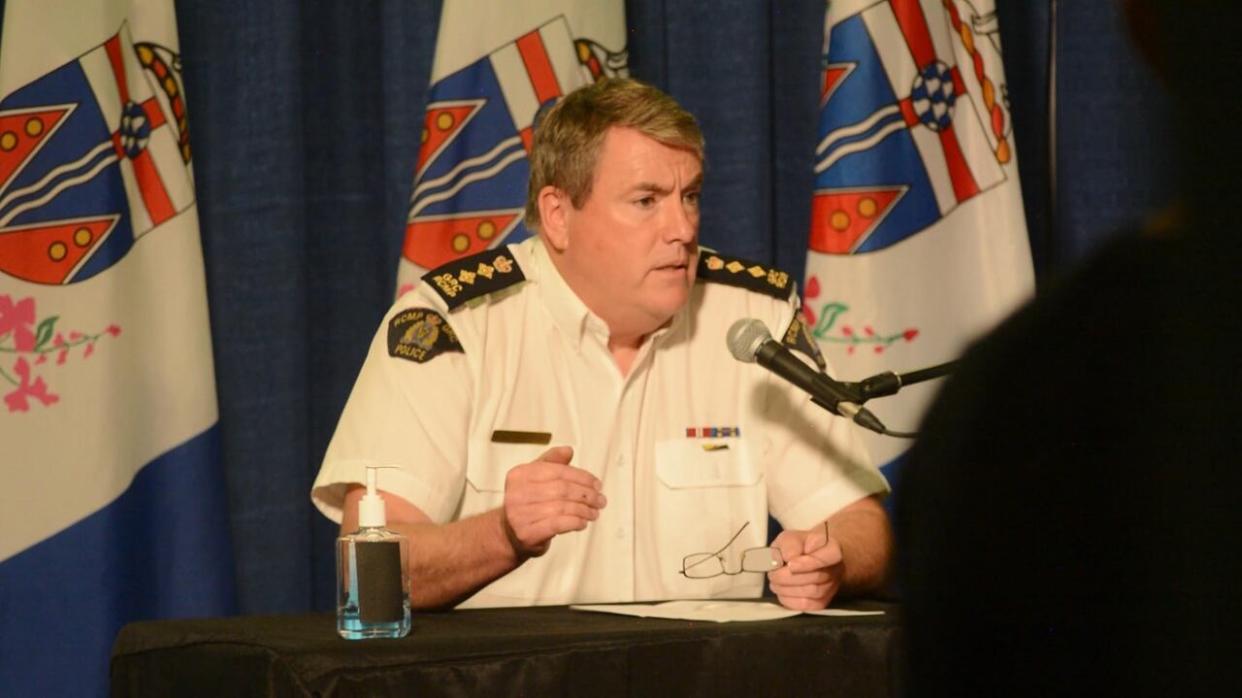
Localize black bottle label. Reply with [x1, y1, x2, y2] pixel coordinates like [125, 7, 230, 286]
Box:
[355, 540, 403, 623]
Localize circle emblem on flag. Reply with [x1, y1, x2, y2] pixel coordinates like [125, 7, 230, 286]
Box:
[910, 61, 955, 132]
[118, 102, 151, 158]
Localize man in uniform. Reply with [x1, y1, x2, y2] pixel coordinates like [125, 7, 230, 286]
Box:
[312, 78, 891, 610]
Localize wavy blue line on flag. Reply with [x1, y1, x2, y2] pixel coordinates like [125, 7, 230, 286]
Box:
[814, 104, 906, 174]
[0, 143, 117, 225]
[409, 135, 527, 218]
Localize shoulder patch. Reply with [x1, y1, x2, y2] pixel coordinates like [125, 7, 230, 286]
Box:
[697, 252, 793, 300]
[387, 308, 462, 363]
[783, 314, 827, 371]
[421, 247, 526, 310]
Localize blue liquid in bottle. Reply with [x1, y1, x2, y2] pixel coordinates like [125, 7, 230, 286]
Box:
[337, 532, 411, 639]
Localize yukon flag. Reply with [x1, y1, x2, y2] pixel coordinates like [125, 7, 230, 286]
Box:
[0, 1, 233, 695]
[395, 0, 628, 295]
[802, 0, 1034, 482]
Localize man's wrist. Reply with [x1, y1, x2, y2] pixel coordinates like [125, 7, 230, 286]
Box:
[494, 508, 526, 564]
[494, 506, 551, 564]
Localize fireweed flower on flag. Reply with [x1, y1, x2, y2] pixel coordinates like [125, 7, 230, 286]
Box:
[0, 294, 36, 351]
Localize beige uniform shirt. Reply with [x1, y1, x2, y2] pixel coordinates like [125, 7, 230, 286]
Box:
[312, 237, 888, 608]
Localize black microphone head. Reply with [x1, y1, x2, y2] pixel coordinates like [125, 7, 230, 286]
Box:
[726, 318, 772, 363]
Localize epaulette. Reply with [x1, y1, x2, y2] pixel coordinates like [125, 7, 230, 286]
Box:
[697, 251, 794, 300]
[421, 247, 526, 310]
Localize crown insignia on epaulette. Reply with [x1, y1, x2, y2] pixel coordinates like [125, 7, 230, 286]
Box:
[697, 252, 793, 299]
[422, 247, 526, 310]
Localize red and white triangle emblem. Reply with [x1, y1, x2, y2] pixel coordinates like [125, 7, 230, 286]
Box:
[808, 186, 905, 254]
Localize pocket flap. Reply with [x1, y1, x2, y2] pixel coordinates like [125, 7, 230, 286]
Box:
[655, 438, 761, 489]
[466, 440, 549, 492]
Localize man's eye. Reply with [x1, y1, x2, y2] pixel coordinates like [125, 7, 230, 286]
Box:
[635, 196, 656, 208]
[684, 191, 701, 207]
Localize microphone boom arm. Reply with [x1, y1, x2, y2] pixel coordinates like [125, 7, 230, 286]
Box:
[841, 360, 960, 403]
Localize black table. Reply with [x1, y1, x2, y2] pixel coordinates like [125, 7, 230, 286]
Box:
[111, 600, 902, 697]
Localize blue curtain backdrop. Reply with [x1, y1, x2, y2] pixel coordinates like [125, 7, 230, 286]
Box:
[0, 0, 1175, 615]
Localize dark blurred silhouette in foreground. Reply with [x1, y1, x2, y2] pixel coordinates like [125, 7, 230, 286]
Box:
[899, 2, 1242, 694]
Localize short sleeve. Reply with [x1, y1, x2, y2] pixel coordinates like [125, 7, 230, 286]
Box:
[311, 297, 473, 525]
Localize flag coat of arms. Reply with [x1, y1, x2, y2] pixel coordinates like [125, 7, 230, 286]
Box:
[395, 0, 628, 295]
[0, 1, 232, 695]
[803, 0, 1035, 470]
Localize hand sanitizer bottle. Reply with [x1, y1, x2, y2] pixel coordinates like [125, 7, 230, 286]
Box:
[336, 465, 411, 639]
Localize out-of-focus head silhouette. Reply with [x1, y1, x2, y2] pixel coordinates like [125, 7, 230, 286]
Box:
[898, 2, 1242, 695]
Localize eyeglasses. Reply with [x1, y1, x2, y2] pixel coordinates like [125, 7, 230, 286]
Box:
[679, 521, 784, 579]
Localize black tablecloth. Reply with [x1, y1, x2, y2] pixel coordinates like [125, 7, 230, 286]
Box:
[111, 600, 901, 697]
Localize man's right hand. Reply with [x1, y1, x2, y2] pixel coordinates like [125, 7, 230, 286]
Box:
[500, 446, 606, 559]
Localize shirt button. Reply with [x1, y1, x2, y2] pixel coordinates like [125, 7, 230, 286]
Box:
[615, 528, 627, 540]
[616, 455, 627, 468]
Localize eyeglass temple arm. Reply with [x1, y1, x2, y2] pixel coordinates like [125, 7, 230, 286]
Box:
[710, 521, 750, 556]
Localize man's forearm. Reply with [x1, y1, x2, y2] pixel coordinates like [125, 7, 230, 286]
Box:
[386, 508, 522, 609]
[826, 497, 893, 595]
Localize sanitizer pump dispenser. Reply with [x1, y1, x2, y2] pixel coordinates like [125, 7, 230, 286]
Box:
[336, 465, 411, 639]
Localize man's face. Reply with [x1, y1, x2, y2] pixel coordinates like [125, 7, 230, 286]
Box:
[557, 126, 702, 336]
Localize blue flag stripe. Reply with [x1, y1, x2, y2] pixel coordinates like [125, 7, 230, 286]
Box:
[0, 425, 235, 696]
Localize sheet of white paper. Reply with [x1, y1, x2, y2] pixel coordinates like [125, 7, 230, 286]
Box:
[802, 608, 886, 617]
[570, 600, 881, 623]
[571, 600, 799, 623]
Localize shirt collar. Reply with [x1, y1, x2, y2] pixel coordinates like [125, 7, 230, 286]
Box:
[529, 238, 598, 349]
[528, 237, 690, 351]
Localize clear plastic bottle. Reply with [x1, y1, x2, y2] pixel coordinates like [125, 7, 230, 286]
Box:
[336, 465, 411, 639]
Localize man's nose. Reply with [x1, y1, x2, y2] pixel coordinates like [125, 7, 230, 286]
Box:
[665, 198, 698, 243]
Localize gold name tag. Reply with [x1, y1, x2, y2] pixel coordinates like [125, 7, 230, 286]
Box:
[490, 430, 552, 445]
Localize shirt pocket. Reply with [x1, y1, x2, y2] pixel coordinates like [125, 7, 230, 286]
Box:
[459, 439, 571, 606]
[653, 437, 768, 599]
[463, 440, 547, 506]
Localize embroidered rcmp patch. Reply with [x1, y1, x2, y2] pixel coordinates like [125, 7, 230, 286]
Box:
[696, 252, 793, 300]
[783, 315, 828, 371]
[421, 247, 526, 310]
[387, 308, 462, 363]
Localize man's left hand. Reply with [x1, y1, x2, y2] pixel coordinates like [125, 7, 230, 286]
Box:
[768, 523, 841, 611]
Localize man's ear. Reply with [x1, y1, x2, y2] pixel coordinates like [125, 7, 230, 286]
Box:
[538, 186, 571, 252]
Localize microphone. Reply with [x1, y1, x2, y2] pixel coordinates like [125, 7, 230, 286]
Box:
[726, 318, 886, 434]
